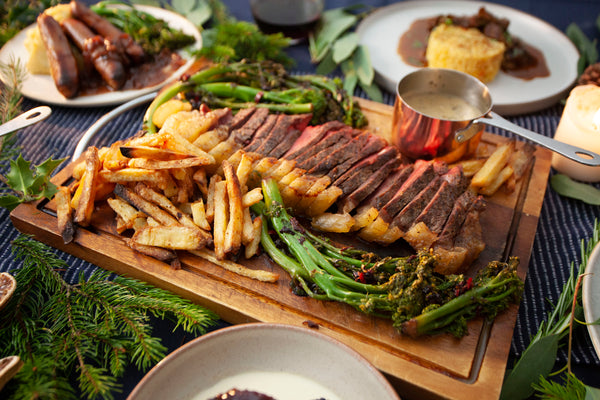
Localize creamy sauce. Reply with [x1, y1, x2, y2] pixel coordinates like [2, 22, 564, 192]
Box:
[403, 92, 482, 120]
[193, 371, 341, 400]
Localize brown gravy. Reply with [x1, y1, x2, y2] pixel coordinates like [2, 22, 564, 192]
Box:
[78, 49, 185, 96]
[397, 16, 550, 81]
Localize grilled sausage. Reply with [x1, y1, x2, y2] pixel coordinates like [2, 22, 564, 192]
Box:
[37, 13, 79, 98]
[62, 17, 126, 90]
[70, 0, 145, 64]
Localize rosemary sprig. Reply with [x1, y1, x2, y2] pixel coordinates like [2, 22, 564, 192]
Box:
[500, 220, 600, 400]
[0, 235, 219, 400]
[0, 57, 26, 162]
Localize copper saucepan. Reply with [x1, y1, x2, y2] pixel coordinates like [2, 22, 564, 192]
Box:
[391, 68, 600, 167]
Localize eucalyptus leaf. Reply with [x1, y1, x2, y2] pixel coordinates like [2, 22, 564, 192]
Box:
[332, 32, 359, 64]
[341, 59, 358, 96]
[551, 174, 600, 205]
[171, 0, 196, 14]
[500, 334, 561, 400]
[187, 2, 213, 27]
[316, 50, 338, 76]
[586, 385, 600, 400]
[353, 44, 374, 85]
[359, 80, 383, 103]
[311, 9, 357, 62]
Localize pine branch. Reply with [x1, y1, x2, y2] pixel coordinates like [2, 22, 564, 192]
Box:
[0, 235, 219, 400]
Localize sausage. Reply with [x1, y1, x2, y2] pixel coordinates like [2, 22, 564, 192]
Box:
[70, 0, 145, 64]
[37, 13, 79, 98]
[62, 18, 126, 90]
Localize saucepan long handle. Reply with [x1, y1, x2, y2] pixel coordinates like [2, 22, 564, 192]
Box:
[475, 111, 600, 167]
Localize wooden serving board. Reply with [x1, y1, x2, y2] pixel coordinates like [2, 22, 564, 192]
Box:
[10, 98, 552, 400]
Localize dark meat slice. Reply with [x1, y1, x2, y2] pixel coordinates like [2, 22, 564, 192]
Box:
[359, 164, 414, 211]
[71, 0, 145, 64]
[243, 114, 278, 152]
[327, 134, 387, 181]
[377, 160, 438, 223]
[254, 113, 312, 156]
[434, 190, 480, 248]
[230, 107, 270, 146]
[228, 107, 256, 132]
[453, 198, 487, 267]
[62, 17, 126, 90]
[338, 156, 402, 213]
[333, 146, 399, 196]
[37, 13, 79, 98]
[283, 120, 346, 160]
[390, 176, 443, 231]
[414, 166, 470, 234]
[306, 129, 370, 176]
[296, 128, 354, 170]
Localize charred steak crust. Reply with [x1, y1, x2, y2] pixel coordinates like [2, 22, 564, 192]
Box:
[244, 113, 278, 152]
[231, 107, 270, 146]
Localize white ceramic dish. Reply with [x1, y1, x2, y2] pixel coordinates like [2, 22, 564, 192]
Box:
[0, 5, 201, 107]
[583, 242, 600, 360]
[356, 0, 579, 115]
[127, 323, 401, 400]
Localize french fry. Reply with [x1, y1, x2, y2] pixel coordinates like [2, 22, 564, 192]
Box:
[74, 146, 100, 227]
[172, 168, 196, 204]
[241, 187, 263, 208]
[100, 168, 167, 185]
[193, 126, 229, 151]
[132, 225, 208, 250]
[192, 168, 208, 197]
[114, 184, 180, 226]
[223, 160, 243, 256]
[125, 238, 178, 263]
[212, 180, 228, 260]
[305, 185, 342, 217]
[470, 141, 514, 188]
[161, 110, 215, 142]
[236, 152, 257, 189]
[450, 158, 486, 177]
[505, 143, 534, 192]
[165, 129, 216, 162]
[311, 212, 354, 233]
[191, 248, 279, 283]
[190, 199, 212, 231]
[352, 206, 379, 231]
[478, 165, 514, 196]
[242, 208, 255, 246]
[205, 175, 221, 224]
[296, 175, 330, 211]
[133, 183, 197, 227]
[102, 140, 129, 171]
[128, 156, 213, 170]
[119, 145, 190, 160]
[358, 216, 390, 242]
[107, 197, 146, 233]
[55, 186, 74, 244]
[244, 216, 263, 259]
[151, 99, 192, 129]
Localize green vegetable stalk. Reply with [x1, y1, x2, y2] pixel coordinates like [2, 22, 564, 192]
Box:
[143, 61, 367, 134]
[255, 178, 524, 337]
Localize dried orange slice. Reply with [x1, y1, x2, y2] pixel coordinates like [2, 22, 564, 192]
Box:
[0, 272, 16, 312]
[0, 356, 23, 391]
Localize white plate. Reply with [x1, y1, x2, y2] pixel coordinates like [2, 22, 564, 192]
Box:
[583, 242, 600, 360]
[356, 0, 579, 115]
[127, 323, 401, 400]
[0, 5, 201, 107]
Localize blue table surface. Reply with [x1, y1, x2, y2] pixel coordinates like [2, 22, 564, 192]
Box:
[1, 1, 600, 399]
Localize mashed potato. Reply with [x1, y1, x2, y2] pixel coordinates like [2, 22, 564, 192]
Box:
[425, 24, 505, 83]
[24, 4, 72, 75]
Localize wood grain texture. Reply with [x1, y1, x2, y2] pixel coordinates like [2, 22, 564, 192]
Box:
[10, 98, 552, 400]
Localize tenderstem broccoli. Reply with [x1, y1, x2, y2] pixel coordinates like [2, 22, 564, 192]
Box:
[255, 178, 524, 338]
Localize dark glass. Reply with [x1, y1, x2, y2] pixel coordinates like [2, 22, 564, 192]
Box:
[250, 0, 323, 43]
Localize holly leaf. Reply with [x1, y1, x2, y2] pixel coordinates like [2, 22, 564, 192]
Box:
[1, 155, 66, 210]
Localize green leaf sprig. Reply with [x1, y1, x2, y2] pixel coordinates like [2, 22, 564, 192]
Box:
[551, 174, 600, 205]
[500, 219, 600, 400]
[566, 15, 600, 76]
[309, 6, 383, 103]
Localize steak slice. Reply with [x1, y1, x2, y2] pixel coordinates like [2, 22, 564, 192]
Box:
[338, 156, 402, 213]
[434, 190, 480, 248]
[414, 166, 470, 234]
[359, 164, 414, 211]
[229, 107, 256, 132]
[327, 133, 387, 181]
[252, 113, 312, 156]
[230, 107, 270, 146]
[296, 128, 354, 170]
[243, 113, 278, 152]
[306, 129, 370, 176]
[283, 120, 347, 160]
[390, 175, 443, 231]
[378, 160, 438, 223]
[333, 146, 399, 196]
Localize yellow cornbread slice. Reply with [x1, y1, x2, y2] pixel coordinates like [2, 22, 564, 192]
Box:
[426, 24, 506, 83]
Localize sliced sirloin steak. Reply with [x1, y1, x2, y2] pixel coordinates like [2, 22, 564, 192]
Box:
[305, 128, 369, 175]
[326, 133, 387, 181]
[268, 114, 312, 159]
[243, 113, 278, 152]
[283, 120, 347, 160]
[230, 107, 270, 146]
[228, 106, 256, 132]
[252, 113, 312, 156]
[359, 164, 414, 211]
[390, 175, 443, 231]
[296, 128, 355, 170]
[333, 146, 399, 196]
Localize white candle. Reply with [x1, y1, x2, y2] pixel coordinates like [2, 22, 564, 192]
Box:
[552, 84, 600, 182]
